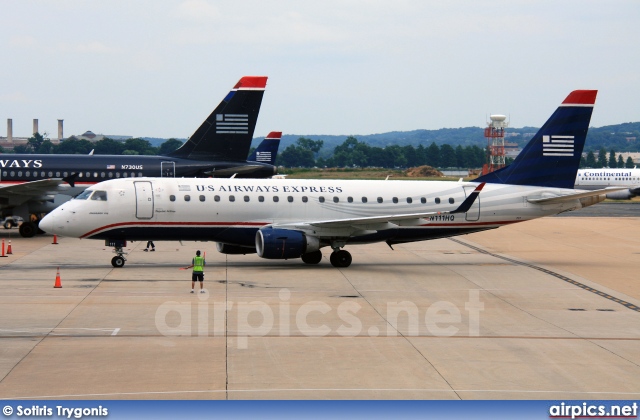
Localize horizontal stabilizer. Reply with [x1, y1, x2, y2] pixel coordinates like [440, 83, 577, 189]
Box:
[526, 188, 627, 204]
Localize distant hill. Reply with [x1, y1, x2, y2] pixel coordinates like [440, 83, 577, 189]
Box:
[123, 122, 640, 156]
[249, 122, 640, 157]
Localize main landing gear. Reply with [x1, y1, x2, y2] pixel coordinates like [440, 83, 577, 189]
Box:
[329, 249, 352, 268]
[301, 250, 323, 265]
[300, 248, 353, 267]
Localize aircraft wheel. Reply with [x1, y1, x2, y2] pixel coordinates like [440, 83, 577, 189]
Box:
[19, 222, 37, 238]
[301, 250, 322, 265]
[111, 256, 126, 268]
[3, 221, 13, 229]
[330, 250, 352, 268]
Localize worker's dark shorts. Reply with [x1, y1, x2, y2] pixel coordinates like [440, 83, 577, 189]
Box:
[192, 272, 204, 282]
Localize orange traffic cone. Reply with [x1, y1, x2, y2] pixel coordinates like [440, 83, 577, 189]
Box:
[0, 239, 6, 258]
[54, 267, 62, 288]
[6, 240, 12, 255]
[52, 235, 58, 245]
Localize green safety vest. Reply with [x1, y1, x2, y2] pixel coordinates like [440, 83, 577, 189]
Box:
[193, 256, 205, 272]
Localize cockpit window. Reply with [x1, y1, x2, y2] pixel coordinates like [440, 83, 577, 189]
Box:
[91, 191, 108, 201]
[75, 190, 94, 200]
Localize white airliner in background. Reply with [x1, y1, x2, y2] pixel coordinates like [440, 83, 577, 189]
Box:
[40, 90, 620, 268]
[574, 167, 640, 199]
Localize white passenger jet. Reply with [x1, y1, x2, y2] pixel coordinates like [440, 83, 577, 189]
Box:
[574, 167, 640, 199]
[40, 90, 620, 268]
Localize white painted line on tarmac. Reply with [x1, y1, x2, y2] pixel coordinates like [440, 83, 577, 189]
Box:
[4, 388, 640, 400]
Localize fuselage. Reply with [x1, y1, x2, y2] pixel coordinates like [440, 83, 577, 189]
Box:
[0, 153, 276, 185]
[575, 168, 640, 188]
[40, 177, 603, 248]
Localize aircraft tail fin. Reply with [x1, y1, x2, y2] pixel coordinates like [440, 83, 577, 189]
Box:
[166, 76, 267, 161]
[248, 131, 282, 166]
[475, 90, 597, 188]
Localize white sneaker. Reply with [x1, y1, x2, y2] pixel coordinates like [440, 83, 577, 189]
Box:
[200, 290, 205, 293]
[190, 290, 194, 293]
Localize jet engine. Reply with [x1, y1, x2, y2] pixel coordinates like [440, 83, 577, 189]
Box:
[216, 242, 257, 255]
[605, 189, 633, 200]
[255, 228, 320, 259]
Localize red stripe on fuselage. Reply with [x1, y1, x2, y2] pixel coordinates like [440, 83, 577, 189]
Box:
[81, 219, 522, 239]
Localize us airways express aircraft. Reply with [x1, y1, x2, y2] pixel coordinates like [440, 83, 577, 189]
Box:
[40, 90, 618, 268]
[0, 76, 275, 237]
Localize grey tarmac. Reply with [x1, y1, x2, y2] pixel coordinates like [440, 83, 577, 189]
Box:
[0, 215, 639, 400]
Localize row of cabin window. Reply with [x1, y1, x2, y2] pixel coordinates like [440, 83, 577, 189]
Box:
[1, 170, 143, 179]
[580, 177, 638, 181]
[170, 194, 455, 205]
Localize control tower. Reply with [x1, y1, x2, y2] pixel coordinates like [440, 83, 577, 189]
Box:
[482, 114, 508, 174]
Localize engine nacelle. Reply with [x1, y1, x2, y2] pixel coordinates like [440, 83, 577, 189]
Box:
[216, 242, 257, 255]
[255, 228, 320, 259]
[605, 189, 633, 200]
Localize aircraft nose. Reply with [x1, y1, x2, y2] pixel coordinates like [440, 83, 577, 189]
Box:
[39, 212, 57, 234]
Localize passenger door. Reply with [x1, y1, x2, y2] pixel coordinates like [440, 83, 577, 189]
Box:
[463, 186, 480, 221]
[161, 161, 175, 177]
[134, 181, 154, 219]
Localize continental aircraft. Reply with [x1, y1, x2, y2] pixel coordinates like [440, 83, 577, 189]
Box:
[41, 90, 620, 268]
[0, 76, 274, 237]
[574, 167, 640, 199]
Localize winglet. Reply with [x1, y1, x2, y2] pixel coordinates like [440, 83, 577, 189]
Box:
[451, 183, 485, 214]
[62, 172, 78, 188]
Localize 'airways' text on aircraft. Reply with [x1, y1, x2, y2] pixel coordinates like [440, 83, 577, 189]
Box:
[0, 159, 44, 168]
[193, 184, 344, 193]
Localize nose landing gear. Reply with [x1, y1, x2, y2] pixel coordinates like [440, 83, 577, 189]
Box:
[107, 239, 128, 268]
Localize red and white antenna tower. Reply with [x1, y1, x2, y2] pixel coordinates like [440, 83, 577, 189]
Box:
[482, 114, 509, 174]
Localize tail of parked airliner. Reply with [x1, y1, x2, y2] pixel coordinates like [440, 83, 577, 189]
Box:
[167, 76, 267, 161]
[248, 131, 282, 166]
[475, 90, 597, 189]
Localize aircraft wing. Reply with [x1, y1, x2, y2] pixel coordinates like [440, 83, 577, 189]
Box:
[0, 179, 70, 196]
[273, 183, 485, 233]
[204, 164, 271, 177]
[526, 187, 627, 204]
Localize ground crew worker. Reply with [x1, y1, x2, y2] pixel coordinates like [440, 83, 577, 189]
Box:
[185, 250, 206, 293]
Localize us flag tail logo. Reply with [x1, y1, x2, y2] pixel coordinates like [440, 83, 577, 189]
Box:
[216, 114, 249, 134]
[255, 152, 272, 162]
[543, 135, 574, 156]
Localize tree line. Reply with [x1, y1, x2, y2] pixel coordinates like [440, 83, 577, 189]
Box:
[3, 133, 636, 170]
[277, 136, 492, 169]
[278, 137, 637, 169]
[583, 148, 635, 169]
[2, 133, 183, 156]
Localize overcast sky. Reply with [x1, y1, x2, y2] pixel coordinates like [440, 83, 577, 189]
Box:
[2, 1, 639, 139]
